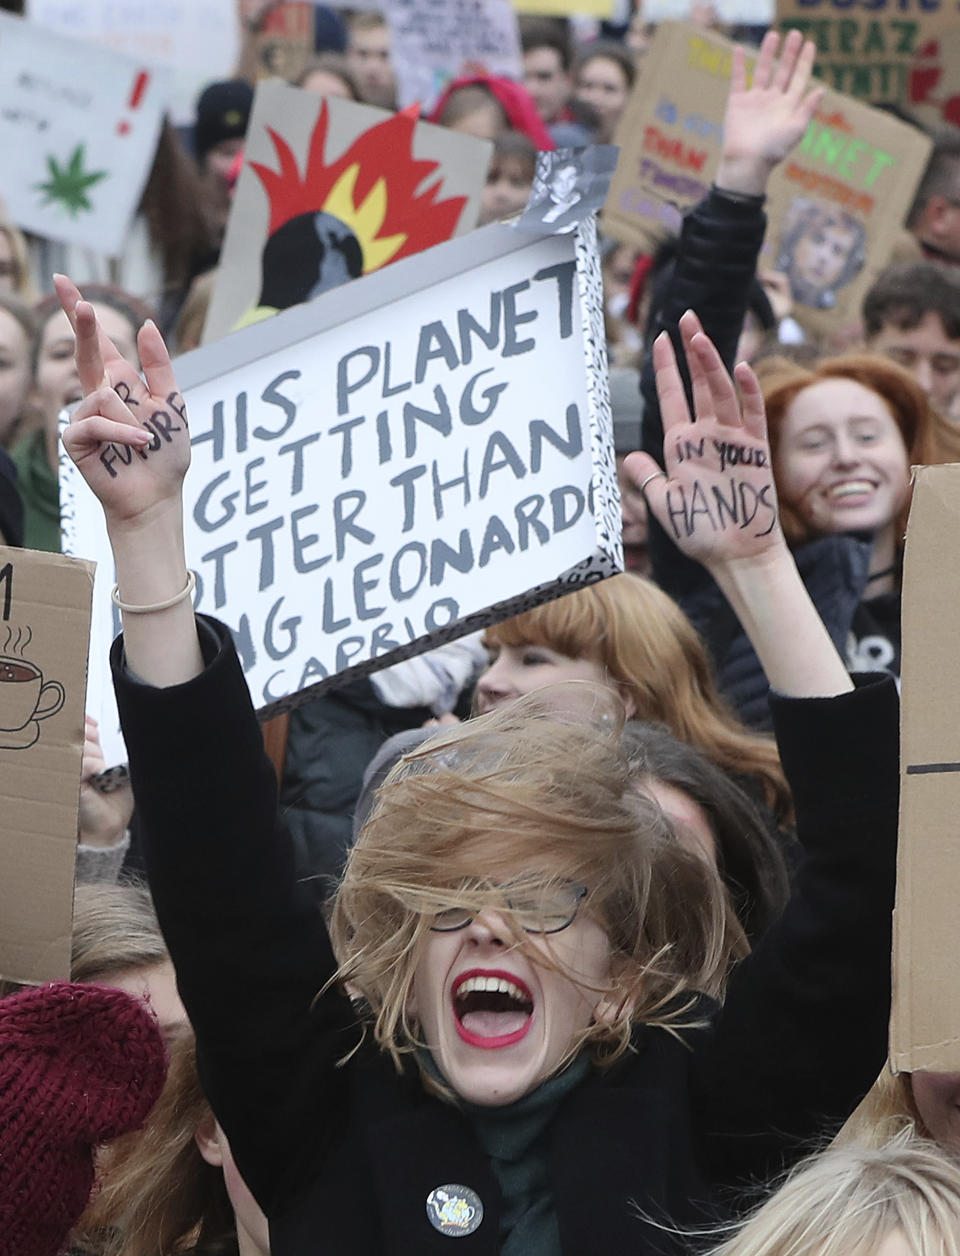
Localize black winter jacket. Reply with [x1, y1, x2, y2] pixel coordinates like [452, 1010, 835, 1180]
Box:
[115, 618, 898, 1256]
[640, 188, 881, 728]
[278, 680, 432, 889]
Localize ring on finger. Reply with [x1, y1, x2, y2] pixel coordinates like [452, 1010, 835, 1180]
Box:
[638, 471, 666, 494]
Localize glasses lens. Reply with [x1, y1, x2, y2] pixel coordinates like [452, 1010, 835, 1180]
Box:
[430, 906, 473, 932]
[512, 884, 586, 934]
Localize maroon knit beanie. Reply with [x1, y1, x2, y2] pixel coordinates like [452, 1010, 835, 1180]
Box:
[0, 980, 167, 1256]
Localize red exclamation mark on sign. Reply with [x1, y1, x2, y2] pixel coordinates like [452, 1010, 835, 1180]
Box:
[117, 71, 150, 136]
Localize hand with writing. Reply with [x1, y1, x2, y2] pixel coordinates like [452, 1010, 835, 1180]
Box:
[58, 273, 201, 690]
[626, 311, 852, 698]
[625, 310, 785, 575]
[56, 274, 190, 532]
[717, 29, 823, 198]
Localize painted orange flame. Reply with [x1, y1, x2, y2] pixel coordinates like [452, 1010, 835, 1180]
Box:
[248, 102, 468, 274]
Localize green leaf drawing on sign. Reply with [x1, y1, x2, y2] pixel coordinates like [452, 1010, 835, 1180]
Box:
[33, 144, 109, 217]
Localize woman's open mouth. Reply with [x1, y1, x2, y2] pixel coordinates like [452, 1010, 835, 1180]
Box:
[452, 968, 534, 1049]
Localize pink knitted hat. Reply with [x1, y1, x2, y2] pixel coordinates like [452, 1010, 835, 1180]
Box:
[0, 980, 167, 1256]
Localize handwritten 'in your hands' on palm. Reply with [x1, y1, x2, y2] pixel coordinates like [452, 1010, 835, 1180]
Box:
[626, 311, 783, 570]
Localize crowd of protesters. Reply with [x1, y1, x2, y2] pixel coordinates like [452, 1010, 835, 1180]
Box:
[6, 0, 960, 1253]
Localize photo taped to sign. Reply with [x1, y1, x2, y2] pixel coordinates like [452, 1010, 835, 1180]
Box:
[603, 22, 931, 334]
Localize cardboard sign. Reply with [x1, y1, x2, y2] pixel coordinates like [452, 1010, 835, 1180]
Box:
[386, 0, 523, 112]
[892, 463, 960, 1074]
[603, 23, 931, 334]
[255, 2, 316, 83]
[0, 547, 94, 986]
[62, 217, 621, 766]
[0, 11, 168, 255]
[203, 81, 491, 344]
[776, 0, 956, 108]
[25, 0, 238, 126]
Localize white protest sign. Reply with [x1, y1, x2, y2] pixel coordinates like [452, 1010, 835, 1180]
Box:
[25, 0, 235, 126]
[0, 12, 168, 255]
[62, 219, 620, 767]
[642, 0, 774, 21]
[386, 0, 523, 111]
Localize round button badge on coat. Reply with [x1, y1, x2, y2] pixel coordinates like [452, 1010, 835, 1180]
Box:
[426, 1184, 484, 1237]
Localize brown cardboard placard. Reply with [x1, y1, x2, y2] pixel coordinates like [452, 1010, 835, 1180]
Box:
[255, 1, 315, 83]
[776, 0, 957, 108]
[0, 547, 94, 986]
[891, 463, 960, 1074]
[602, 22, 932, 335]
[202, 79, 490, 344]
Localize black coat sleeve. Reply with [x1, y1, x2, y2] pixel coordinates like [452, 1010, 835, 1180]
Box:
[640, 188, 767, 613]
[692, 674, 899, 1191]
[112, 618, 360, 1215]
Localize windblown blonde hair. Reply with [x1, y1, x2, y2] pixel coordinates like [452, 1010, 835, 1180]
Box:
[837, 1063, 927, 1149]
[330, 684, 747, 1080]
[708, 1135, 960, 1256]
[482, 573, 791, 819]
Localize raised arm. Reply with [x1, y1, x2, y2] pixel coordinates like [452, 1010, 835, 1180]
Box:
[58, 277, 355, 1215]
[55, 274, 201, 688]
[629, 319, 896, 1187]
[628, 311, 851, 698]
[641, 31, 822, 601]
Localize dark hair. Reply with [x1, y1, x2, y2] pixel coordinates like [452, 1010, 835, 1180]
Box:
[863, 261, 960, 340]
[346, 9, 387, 32]
[520, 18, 572, 72]
[491, 129, 538, 173]
[0, 292, 37, 353]
[139, 119, 216, 297]
[437, 83, 508, 131]
[621, 721, 790, 941]
[908, 129, 960, 225]
[33, 283, 156, 374]
[295, 51, 360, 99]
[574, 41, 636, 91]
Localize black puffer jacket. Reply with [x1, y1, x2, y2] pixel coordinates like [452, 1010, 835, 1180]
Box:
[278, 679, 433, 889]
[640, 187, 877, 728]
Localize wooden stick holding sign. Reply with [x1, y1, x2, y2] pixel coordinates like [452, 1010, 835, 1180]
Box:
[0, 546, 94, 985]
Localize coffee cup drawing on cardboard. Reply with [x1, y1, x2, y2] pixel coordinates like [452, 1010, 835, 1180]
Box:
[0, 622, 66, 750]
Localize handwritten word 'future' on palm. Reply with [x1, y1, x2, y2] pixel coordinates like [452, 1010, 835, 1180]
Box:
[664, 436, 778, 540]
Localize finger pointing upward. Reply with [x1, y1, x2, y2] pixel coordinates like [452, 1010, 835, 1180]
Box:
[54, 273, 126, 397]
[138, 319, 179, 404]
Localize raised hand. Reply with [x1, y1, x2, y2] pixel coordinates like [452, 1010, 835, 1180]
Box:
[624, 310, 786, 573]
[716, 29, 823, 197]
[78, 716, 134, 849]
[626, 313, 852, 696]
[55, 274, 190, 531]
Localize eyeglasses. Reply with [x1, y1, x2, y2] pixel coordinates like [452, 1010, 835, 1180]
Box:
[429, 883, 588, 935]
